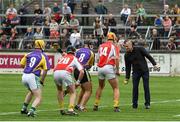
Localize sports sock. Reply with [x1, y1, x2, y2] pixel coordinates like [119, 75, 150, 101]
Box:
[94, 99, 100, 106]
[68, 104, 74, 111]
[113, 100, 119, 107]
[59, 101, 64, 110]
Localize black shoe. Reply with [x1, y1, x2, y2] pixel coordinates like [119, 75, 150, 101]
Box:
[27, 111, 35, 117]
[145, 105, 150, 109]
[93, 105, 98, 111]
[114, 107, 120, 112]
[132, 104, 138, 109]
[21, 108, 28, 114]
[74, 105, 80, 110]
[60, 110, 67, 115]
[66, 111, 78, 116]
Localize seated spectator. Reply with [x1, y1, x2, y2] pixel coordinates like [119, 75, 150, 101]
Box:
[52, 2, 62, 23]
[23, 27, 34, 49]
[60, 28, 70, 50]
[0, 34, 8, 49]
[162, 4, 171, 15]
[128, 24, 141, 40]
[136, 3, 146, 26]
[171, 4, 180, 26]
[60, 18, 70, 33]
[34, 27, 43, 39]
[62, 3, 72, 22]
[6, 4, 17, 21]
[9, 13, 20, 28]
[34, 4, 43, 14]
[9, 27, 18, 49]
[166, 37, 176, 50]
[70, 28, 81, 48]
[44, 20, 50, 38]
[108, 13, 117, 33]
[81, 0, 90, 26]
[69, 15, 79, 29]
[93, 17, 104, 47]
[150, 29, 161, 50]
[43, 4, 52, 22]
[50, 18, 59, 39]
[32, 14, 44, 26]
[154, 14, 163, 27]
[162, 15, 172, 37]
[120, 4, 131, 24]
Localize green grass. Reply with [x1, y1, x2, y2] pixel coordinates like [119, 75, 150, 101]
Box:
[0, 74, 180, 121]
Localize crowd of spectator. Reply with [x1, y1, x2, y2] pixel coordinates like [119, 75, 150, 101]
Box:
[0, 0, 180, 51]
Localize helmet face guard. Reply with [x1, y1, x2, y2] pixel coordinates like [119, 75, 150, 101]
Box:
[35, 40, 45, 50]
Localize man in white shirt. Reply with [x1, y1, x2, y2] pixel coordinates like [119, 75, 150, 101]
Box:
[70, 29, 81, 48]
[120, 4, 131, 24]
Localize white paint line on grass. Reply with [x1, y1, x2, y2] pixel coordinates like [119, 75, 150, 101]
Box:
[0, 99, 180, 116]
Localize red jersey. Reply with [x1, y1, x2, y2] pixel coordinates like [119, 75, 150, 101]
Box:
[54, 54, 83, 73]
[97, 41, 117, 67]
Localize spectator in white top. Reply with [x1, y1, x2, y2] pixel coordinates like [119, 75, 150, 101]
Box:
[34, 27, 43, 39]
[70, 28, 81, 48]
[120, 4, 131, 24]
[62, 3, 72, 22]
[6, 4, 17, 21]
[43, 5, 52, 22]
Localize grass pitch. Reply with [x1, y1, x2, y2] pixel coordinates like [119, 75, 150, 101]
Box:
[0, 74, 180, 121]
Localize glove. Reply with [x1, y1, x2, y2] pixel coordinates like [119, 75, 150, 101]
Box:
[123, 78, 129, 85]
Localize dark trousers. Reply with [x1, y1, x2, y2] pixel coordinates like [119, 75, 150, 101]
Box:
[132, 71, 150, 107]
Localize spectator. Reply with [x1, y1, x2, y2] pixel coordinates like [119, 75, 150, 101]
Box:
[23, 27, 34, 49]
[136, 3, 146, 26]
[18, 3, 29, 33]
[32, 14, 44, 26]
[94, 0, 107, 15]
[9, 13, 20, 28]
[162, 15, 172, 37]
[108, 13, 117, 33]
[66, 0, 76, 14]
[166, 37, 176, 50]
[44, 20, 50, 38]
[6, 4, 17, 21]
[34, 4, 43, 14]
[60, 28, 69, 49]
[62, 3, 72, 22]
[0, 34, 8, 49]
[49, 18, 59, 39]
[150, 29, 161, 50]
[69, 15, 79, 29]
[171, 4, 180, 26]
[52, 3, 62, 23]
[93, 17, 104, 47]
[70, 29, 81, 48]
[81, 0, 90, 25]
[60, 18, 70, 34]
[9, 27, 18, 49]
[162, 4, 171, 15]
[120, 4, 131, 24]
[128, 24, 141, 40]
[43, 5, 52, 22]
[154, 14, 163, 27]
[34, 27, 43, 39]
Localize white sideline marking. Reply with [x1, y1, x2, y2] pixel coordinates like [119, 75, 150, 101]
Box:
[0, 99, 180, 116]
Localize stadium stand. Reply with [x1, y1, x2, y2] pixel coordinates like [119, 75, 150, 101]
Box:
[0, 0, 180, 51]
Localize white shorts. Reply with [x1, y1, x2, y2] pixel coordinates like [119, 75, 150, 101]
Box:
[54, 70, 74, 87]
[22, 73, 41, 90]
[98, 65, 116, 80]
